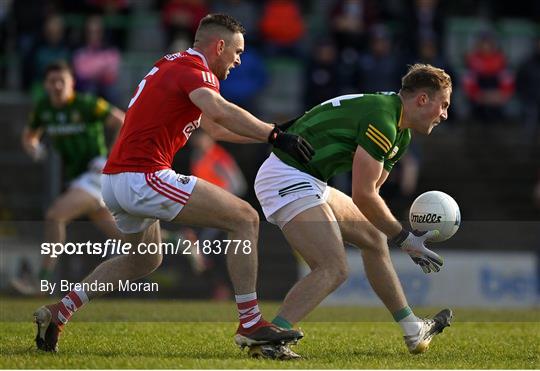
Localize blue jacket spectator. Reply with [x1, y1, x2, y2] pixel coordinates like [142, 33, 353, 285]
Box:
[220, 47, 268, 114]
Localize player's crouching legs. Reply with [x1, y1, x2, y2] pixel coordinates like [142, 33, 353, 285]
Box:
[121, 222, 163, 278]
[172, 179, 260, 294]
[173, 178, 260, 239]
[115, 247, 163, 279]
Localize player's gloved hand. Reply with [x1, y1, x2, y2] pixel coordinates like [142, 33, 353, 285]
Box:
[389, 228, 443, 274]
[268, 126, 315, 164]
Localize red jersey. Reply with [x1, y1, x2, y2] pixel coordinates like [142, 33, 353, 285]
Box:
[103, 48, 220, 174]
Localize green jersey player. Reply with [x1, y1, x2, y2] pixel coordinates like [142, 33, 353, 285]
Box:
[15, 61, 124, 294]
[28, 87, 111, 182]
[253, 64, 453, 356]
[273, 92, 411, 182]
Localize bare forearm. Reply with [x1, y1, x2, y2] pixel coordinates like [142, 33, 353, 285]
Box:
[214, 128, 261, 143]
[214, 100, 272, 142]
[191, 88, 273, 142]
[201, 115, 262, 143]
[353, 193, 402, 238]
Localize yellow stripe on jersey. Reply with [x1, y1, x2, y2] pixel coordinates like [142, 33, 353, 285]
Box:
[366, 131, 390, 153]
[367, 124, 392, 149]
[94, 97, 110, 116]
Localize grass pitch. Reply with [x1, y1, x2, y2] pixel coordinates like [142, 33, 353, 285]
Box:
[1, 298, 538, 369]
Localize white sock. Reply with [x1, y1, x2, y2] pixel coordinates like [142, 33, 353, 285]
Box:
[235, 292, 261, 329]
[399, 313, 423, 336]
[57, 288, 89, 323]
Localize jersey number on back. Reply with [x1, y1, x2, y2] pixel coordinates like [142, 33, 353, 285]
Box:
[128, 67, 159, 108]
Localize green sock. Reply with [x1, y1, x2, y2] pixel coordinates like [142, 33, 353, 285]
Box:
[392, 306, 413, 322]
[272, 315, 293, 329]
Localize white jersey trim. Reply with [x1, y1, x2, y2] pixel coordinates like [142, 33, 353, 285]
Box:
[186, 48, 209, 69]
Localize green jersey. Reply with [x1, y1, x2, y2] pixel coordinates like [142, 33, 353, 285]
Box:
[29, 93, 111, 181]
[273, 93, 411, 182]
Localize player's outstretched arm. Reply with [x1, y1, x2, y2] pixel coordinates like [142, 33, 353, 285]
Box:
[191, 88, 315, 163]
[190, 87, 272, 141]
[351, 145, 443, 273]
[351, 145, 402, 238]
[200, 115, 260, 143]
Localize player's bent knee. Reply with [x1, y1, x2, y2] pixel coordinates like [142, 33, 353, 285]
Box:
[361, 229, 388, 254]
[130, 253, 163, 275]
[230, 201, 259, 229]
[242, 201, 259, 223]
[145, 256, 162, 275]
[319, 260, 348, 290]
[331, 264, 349, 287]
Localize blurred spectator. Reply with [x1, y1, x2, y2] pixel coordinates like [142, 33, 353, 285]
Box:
[259, 0, 305, 57]
[330, 0, 379, 57]
[72, 15, 122, 104]
[161, 0, 208, 50]
[462, 32, 515, 122]
[86, 0, 132, 14]
[220, 45, 268, 114]
[414, 36, 447, 69]
[211, 0, 261, 42]
[60, 0, 130, 13]
[401, 0, 445, 57]
[13, 0, 53, 90]
[30, 14, 71, 99]
[86, 0, 133, 50]
[190, 131, 247, 197]
[304, 38, 340, 108]
[356, 25, 405, 93]
[516, 37, 540, 140]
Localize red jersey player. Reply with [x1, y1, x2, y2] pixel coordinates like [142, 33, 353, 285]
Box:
[34, 14, 312, 358]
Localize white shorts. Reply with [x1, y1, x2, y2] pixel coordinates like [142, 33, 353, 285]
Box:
[254, 153, 329, 228]
[69, 156, 107, 206]
[102, 169, 197, 234]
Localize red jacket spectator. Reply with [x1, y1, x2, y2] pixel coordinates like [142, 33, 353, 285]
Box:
[462, 33, 514, 103]
[190, 131, 246, 196]
[259, 0, 304, 46]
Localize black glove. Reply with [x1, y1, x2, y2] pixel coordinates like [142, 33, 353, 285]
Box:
[389, 228, 443, 274]
[276, 115, 302, 132]
[268, 126, 315, 164]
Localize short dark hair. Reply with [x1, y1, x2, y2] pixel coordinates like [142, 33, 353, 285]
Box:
[197, 13, 246, 35]
[400, 63, 452, 96]
[44, 60, 73, 78]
